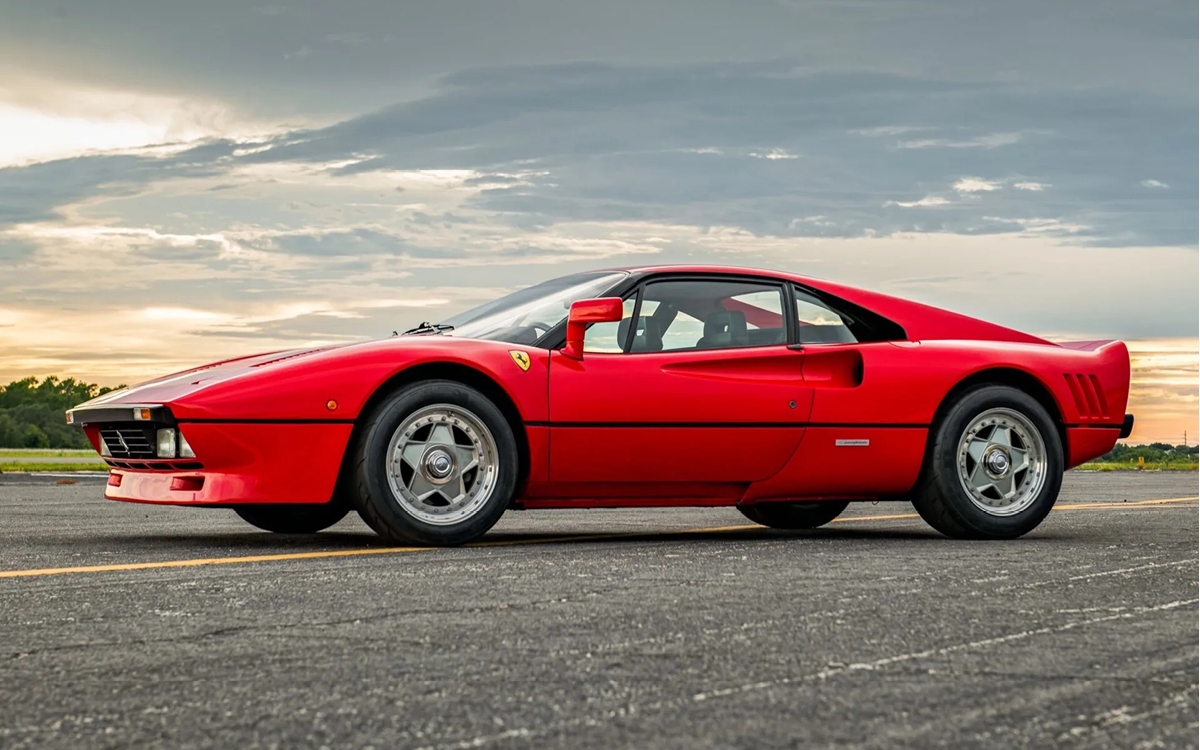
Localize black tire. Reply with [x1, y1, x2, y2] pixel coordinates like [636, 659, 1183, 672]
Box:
[234, 503, 349, 534]
[351, 380, 518, 546]
[738, 500, 850, 529]
[912, 384, 1063, 540]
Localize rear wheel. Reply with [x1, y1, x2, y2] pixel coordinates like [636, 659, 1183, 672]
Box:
[912, 384, 1063, 539]
[738, 500, 850, 529]
[234, 503, 349, 534]
[351, 380, 518, 546]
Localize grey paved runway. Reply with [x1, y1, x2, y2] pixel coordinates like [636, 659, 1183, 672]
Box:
[0, 472, 1196, 749]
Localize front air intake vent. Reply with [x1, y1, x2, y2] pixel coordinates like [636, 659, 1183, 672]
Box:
[99, 426, 157, 458]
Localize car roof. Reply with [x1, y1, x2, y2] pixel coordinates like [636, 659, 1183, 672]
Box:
[602, 264, 826, 285]
[592, 264, 1049, 346]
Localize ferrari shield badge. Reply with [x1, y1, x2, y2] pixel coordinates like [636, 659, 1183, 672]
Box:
[509, 350, 531, 372]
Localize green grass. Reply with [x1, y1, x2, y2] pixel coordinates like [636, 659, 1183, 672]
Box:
[1077, 462, 1198, 472]
[0, 462, 108, 472]
[0, 449, 96, 458]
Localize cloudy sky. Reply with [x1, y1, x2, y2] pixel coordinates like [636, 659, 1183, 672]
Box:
[0, 0, 1195, 442]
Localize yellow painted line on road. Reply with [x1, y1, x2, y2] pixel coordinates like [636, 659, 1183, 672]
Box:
[832, 512, 920, 523]
[0, 546, 426, 579]
[0, 497, 1195, 580]
[1055, 496, 1197, 510]
[821, 495, 1198, 527]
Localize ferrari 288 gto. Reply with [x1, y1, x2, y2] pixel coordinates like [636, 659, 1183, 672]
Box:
[68, 266, 1133, 544]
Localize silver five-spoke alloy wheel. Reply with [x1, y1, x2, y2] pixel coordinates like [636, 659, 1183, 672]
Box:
[956, 407, 1048, 517]
[385, 403, 499, 526]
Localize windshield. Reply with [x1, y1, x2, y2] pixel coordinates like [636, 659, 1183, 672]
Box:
[439, 271, 628, 345]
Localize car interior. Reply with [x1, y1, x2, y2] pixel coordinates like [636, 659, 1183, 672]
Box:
[580, 275, 907, 353]
[610, 279, 852, 352]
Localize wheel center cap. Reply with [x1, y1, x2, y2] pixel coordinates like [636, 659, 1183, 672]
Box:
[423, 448, 455, 483]
[984, 447, 1010, 477]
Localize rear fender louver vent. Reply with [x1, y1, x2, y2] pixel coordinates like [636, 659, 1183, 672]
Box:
[1063, 373, 1107, 421]
[1087, 374, 1109, 413]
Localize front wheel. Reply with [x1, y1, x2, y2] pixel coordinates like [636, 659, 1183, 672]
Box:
[912, 385, 1063, 539]
[738, 500, 850, 529]
[351, 380, 518, 546]
[234, 503, 349, 534]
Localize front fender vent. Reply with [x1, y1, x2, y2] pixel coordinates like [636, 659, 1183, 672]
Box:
[251, 347, 331, 367]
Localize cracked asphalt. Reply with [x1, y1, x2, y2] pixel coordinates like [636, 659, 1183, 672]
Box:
[0, 471, 1196, 749]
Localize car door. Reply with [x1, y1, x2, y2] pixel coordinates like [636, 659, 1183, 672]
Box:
[547, 275, 813, 487]
[741, 284, 928, 501]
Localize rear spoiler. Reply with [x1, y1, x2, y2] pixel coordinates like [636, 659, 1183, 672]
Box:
[1055, 340, 1122, 352]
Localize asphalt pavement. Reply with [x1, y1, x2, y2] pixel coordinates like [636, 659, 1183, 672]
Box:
[0, 471, 1196, 749]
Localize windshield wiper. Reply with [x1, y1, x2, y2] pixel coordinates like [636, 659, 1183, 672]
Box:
[401, 322, 456, 336]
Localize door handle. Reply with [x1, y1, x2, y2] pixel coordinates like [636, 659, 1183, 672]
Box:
[787, 344, 805, 352]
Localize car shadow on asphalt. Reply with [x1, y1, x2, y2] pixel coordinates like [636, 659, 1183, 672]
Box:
[83, 526, 1044, 554]
[475, 527, 987, 544]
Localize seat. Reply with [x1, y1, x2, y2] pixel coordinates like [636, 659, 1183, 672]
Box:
[696, 310, 748, 349]
[796, 322, 856, 344]
[617, 315, 664, 352]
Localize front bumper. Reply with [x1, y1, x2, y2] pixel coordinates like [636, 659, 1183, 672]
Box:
[97, 421, 353, 505]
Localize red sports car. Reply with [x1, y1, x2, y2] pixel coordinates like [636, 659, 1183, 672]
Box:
[68, 266, 1133, 544]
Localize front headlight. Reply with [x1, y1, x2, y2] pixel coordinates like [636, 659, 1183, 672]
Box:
[178, 430, 196, 459]
[156, 428, 177, 458]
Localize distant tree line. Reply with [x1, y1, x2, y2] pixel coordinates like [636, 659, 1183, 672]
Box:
[0, 377, 123, 449]
[1095, 441, 1198, 464]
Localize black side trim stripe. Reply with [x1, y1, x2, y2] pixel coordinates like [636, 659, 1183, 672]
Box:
[176, 419, 356, 425]
[177, 418, 1122, 430]
[524, 421, 928, 429]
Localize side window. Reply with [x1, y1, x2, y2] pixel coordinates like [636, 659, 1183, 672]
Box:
[728, 289, 786, 347]
[631, 279, 786, 353]
[793, 286, 858, 344]
[583, 297, 637, 353]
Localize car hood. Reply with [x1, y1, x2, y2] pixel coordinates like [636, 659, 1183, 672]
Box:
[73, 345, 356, 409]
[69, 335, 510, 419]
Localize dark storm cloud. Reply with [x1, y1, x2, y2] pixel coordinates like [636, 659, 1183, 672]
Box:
[279, 62, 1191, 246]
[246, 228, 469, 259]
[256, 228, 408, 257]
[2, 0, 1194, 118]
[0, 1, 1193, 246]
[0, 140, 243, 226]
[4, 61, 1191, 246]
[461, 174, 523, 187]
[0, 154, 156, 225]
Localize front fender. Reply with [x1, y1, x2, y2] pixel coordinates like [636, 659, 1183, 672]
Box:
[170, 338, 550, 423]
